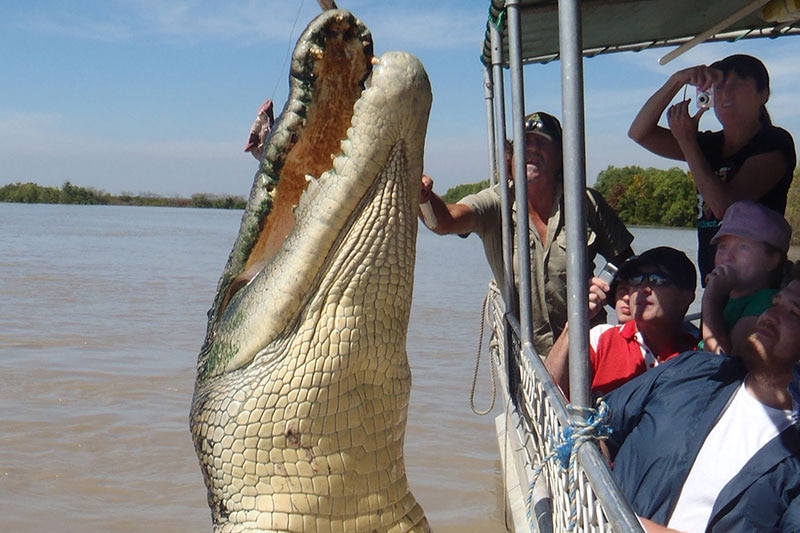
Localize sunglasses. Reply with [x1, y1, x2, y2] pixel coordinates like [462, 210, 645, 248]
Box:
[525, 115, 545, 132]
[626, 272, 673, 288]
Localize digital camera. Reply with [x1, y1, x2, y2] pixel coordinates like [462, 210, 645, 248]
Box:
[696, 87, 714, 109]
[598, 261, 618, 286]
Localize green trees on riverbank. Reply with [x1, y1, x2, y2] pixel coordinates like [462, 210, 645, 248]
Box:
[3, 166, 799, 243]
[594, 165, 697, 227]
[594, 165, 800, 243]
[438, 165, 800, 243]
[439, 165, 698, 227]
[0, 181, 246, 209]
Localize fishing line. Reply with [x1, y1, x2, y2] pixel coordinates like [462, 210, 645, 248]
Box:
[269, 0, 306, 101]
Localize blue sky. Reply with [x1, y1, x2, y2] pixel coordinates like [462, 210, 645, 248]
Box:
[2, 1, 799, 197]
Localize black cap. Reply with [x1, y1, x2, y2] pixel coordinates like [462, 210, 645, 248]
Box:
[524, 112, 562, 145]
[618, 246, 697, 292]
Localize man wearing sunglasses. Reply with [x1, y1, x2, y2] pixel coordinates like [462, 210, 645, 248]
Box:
[419, 111, 634, 357]
[585, 246, 698, 396]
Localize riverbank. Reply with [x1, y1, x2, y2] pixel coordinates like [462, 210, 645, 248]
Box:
[0, 181, 246, 209]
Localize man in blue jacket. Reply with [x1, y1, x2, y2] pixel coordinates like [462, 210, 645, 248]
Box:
[605, 278, 800, 532]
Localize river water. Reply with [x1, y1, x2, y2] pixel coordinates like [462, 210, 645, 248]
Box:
[0, 203, 696, 532]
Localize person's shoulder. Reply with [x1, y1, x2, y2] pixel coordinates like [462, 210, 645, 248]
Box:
[660, 350, 746, 379]
[589, 322, 620, 350]
[461, 183, 502, 201]
[589, 322, 617, 337]
[458, 183, 501, 208]
[764, 124, 794, 140]
[756, 125, 796, 151]
[736, 287, 778, 304]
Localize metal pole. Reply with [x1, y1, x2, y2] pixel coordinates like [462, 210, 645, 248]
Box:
[484, 68, 498, 188]
[558, 0, 591, 407]
[490, 19, 517, 314]
[506, 0, 534, 350]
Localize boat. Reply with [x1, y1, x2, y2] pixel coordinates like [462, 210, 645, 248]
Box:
[477, 1, 800, 531]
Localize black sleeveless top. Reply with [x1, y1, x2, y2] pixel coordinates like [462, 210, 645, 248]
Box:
[695, 125, 795, 281]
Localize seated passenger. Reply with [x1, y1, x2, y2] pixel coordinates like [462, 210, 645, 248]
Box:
[701, 200, 791, 354]
[546, 247, 698, 398]
[587, 276, 634, 342]
[604, 278, 800, 532]
[609, 277, 633, 325]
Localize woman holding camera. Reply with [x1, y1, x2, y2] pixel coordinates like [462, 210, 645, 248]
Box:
[628, 54, 795, 282]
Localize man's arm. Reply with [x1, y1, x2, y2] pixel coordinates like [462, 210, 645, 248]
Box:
[545, 322, 572, 397]
[419, 174, 478, 235]
[545, 277, 610, 399]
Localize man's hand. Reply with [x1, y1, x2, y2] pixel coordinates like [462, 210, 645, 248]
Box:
[420, 174, 434, 204]
[588, 276, 611, 320]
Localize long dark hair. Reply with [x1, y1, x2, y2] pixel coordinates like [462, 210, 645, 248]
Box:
[710, 54, 772, 126]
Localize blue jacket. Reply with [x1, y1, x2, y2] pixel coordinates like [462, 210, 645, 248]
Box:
[605, 351, 800, 532]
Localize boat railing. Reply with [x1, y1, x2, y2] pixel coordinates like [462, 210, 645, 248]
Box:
[486, 282, 644, 532]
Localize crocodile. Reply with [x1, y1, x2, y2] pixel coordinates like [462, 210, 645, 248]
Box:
[190, 9, 433, 533]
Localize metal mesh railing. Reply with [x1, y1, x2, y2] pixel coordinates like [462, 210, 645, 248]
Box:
[485, 283, 643, 533]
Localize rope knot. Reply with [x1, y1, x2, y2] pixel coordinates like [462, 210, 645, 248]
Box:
[526, 397, 613, 530]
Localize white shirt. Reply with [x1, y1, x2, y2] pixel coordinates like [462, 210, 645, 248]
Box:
[668, 378, 793, 532]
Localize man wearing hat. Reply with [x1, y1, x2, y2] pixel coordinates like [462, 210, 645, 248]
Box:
[702, 200, 792, 355]
[418, 111, 634, 357]
[548, 246, 698, 397]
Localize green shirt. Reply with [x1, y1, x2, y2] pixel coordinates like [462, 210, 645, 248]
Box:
[723, 288, 777, 331]
[460, 184, 633, 357]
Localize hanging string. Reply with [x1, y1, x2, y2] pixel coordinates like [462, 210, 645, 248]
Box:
[269, 0, 306, 101]
[470, 286, 498, 415]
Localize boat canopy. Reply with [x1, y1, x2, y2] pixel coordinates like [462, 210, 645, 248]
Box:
[482, 0, 800, 66]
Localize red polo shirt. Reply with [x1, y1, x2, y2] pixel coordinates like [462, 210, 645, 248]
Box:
[589, 321, 697, 395]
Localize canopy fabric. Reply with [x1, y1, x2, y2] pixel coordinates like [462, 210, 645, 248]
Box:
[481, 0, 800, 66]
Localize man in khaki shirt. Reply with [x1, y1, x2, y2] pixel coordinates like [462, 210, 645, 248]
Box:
[420, 112, 633, 357]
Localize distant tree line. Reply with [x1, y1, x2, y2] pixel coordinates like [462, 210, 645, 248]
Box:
[5, 168, 799, 244]
[594, 165, 697, 227]
[440, 165, 800, 244]
[441, 180, 490, 204]
[0, 181, 246, 210]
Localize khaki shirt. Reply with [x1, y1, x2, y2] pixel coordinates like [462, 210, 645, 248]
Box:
[460, 183, 633, 357]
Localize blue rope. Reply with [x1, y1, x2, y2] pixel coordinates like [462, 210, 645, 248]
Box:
[525, 398, 612, 531]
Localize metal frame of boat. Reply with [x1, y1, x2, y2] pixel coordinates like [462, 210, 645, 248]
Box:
[479, 1, 800, 531]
